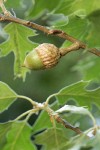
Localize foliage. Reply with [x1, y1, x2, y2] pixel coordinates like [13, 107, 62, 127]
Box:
[0, 23, 37, 79]
[0, 0, 100, 150]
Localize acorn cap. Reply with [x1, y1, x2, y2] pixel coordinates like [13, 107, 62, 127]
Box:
[23, 43, 60, 70]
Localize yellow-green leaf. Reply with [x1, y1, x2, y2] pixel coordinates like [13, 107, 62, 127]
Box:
[0, 23, 37, 80]
[3, 121, 36, 150]
[0, 81, 17, 112]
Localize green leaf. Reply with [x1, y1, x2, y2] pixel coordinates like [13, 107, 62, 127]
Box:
[3, 121, 36, 150]
[27, 0, 63, 19]
[55, 0, 100, 16]
[86, 10, 100, 47]
[0, 0, 21, 13]
[5, 0, 21, 8]
[45, 2, 100, 49]
[33, 110, 53, 133]
[47, 13, 69, 28]
[65, 129, 100, 150]
[85, 130, 100, 150]
[48, 2, 100, 49]
[50, 14, 89, 48]
[55, 81, 100, 108]
[0, 81, 17, 112]
[75, 56, 100, 80]
[0, 23, 37, 80]
[34, 128, 68, 150]
[0, 122, 12, 149]
[28, 0, 100, 19]
[63, 134, 88, 150]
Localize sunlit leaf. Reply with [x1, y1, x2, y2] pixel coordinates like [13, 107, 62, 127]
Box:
[55, 0, 100, 16]
[56, 81, 100, 108]
[28, 0, 100, 19]
[3, 121, 36, 150]
[50, 2, 100, 49]
[0, 81, 17, 112]
[0, 0, 21, 12]
[0, 23, 37, 80]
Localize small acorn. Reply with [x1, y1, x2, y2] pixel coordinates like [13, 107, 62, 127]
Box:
[23, 43, 60, 70]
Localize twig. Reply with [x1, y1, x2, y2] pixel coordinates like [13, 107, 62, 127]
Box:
[88, 48, 100, 57]
[17, 95, 82, 134]
[44, 105, 83, 135]
[16, 95, 82, 134]
[54, 115, 82, 134]
[0, 14, 81, 44]
[0, 14, 100, 57]
[17, 95, 83, 134]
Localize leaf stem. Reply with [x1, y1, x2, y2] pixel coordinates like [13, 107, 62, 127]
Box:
[45, 93, 58, 105]
[89, 113, 97, 128]
[18, 95, 38, 106]
[15, 108, 40, 122]
[14, 109, 33, 121]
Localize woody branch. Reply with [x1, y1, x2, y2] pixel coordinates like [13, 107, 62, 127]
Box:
[0, 13, 100, 57]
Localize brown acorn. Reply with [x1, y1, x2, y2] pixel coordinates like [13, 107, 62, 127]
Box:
[23, 43, 60, 70]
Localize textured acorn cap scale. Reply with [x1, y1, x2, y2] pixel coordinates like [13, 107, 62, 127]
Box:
[23, 43, 60, 70]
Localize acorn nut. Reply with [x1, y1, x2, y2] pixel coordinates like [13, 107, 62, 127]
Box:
[23, 43, 60, 70]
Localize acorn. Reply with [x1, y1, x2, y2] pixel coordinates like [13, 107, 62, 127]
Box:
[23, 43, 60, 70]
